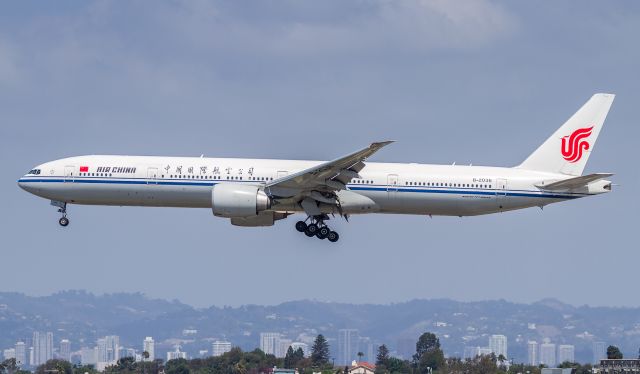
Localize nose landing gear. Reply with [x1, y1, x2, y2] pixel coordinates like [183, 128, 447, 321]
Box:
[51, 200, 70, 227]
[294, 216, 339, 242]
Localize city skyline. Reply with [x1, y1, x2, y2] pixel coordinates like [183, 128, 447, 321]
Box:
[2, 291, 640, 366]
[2, 330, 628, 370]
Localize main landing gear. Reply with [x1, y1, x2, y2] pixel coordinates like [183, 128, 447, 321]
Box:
[51, 201, 69, 227]
[295, 217, 339, 242]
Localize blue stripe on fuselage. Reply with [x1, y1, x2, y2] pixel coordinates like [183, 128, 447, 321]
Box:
[18, 176, 586, 200]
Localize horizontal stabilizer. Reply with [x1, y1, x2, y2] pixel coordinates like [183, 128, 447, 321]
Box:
[537, 173, 613, 190]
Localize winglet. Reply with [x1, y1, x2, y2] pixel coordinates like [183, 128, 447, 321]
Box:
[361, 141, 394, 162]
[370, 140, 395, 149]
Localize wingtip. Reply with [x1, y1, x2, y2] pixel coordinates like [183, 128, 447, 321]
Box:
[371, 140, 395, 148]
[594, 92, 615, 99]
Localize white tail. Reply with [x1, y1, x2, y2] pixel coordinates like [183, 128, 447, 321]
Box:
[517, 93, 615, 176]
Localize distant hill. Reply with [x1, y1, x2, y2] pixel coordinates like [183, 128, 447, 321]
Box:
[1, 291, 639, 364]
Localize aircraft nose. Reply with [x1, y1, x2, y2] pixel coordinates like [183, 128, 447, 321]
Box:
[17, 178, 30, 192]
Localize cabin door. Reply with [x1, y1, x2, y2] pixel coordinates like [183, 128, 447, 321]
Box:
[147, 167, 159, 185]
[496, 178, 507, 209]
[387, 174, 399, 200]
[64, 166, 75, 183]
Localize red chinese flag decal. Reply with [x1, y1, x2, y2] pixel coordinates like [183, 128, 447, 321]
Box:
[80, 166, 89, 172]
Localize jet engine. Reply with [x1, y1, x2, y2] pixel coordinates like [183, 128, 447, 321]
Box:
[211, 183, 271, 218]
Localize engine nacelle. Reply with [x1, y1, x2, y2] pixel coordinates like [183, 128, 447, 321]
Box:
[212, 183, 271, 218]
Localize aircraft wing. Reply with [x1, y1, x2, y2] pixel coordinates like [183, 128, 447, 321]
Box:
[265, 141, 393, 202]
[537, 173, 613, 190]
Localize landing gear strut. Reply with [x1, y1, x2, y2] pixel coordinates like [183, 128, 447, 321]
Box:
[294, 216, 339, 242]
[51, 200, 69, 227]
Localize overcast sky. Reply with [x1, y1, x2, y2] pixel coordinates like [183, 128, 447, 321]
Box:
[1, 1, 638, 308]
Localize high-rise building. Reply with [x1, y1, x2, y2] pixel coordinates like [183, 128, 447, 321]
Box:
[527, 341, 538, 365]
[15, 342, 26, 367]
[118, 347, 136, 359]
[167, 346, 187, 361]
[3, 349, 16, 360]
[143, 337, 155, 361]
[558, 345, 575, 364]
[97, 336, 119, 364]
[59, 340, 71, 362]
[81, 347, 97, 366]
[260, 333, 280, 356]
[464, 346, 480, 360]
[338, 329, 359, 366]
[33, 332, 53, 366]
[212, 341, 232, 357]
[358, 337, 376, 364]
[277, 339, 293, 358]
[478, 347, 492, 356]
[540, 340, 556, 368]
[290, 342, 310, 358]
[489, 335, 508, 358]
[593, 341, 607, 364]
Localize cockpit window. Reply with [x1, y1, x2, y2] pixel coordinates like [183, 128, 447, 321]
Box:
[27, 169, 41, 175]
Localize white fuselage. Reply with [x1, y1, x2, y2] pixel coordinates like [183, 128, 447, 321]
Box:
[17, 155, 605, 217]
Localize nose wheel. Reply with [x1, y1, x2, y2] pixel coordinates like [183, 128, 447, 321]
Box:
[294, 217, 339, 242]
[51, 201, 70, 227]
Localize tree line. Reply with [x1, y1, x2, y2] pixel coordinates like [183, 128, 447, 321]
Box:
[2, 334, 638, 374]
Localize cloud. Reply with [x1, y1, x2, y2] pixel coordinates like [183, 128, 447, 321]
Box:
[0, 0, 517, 99]
[149, 0, 518, 58]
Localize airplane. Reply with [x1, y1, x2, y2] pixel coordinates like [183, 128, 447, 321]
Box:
[18, 93, 615, 242]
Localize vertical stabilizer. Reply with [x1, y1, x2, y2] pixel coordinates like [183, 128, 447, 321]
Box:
[517, 93, 615, 176]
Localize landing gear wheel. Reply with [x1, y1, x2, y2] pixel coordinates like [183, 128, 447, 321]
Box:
[316, 226, 330, 239]
[295, 221, 308, 232]
[327, 231, 339, 242]
[305, 223, 318, 237]
[59, 217, 69, 227]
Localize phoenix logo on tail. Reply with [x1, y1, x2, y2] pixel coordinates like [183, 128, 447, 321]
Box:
[561, 126, 593, 163]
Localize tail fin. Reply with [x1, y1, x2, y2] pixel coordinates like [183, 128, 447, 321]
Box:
[517, 93, 615, 176]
